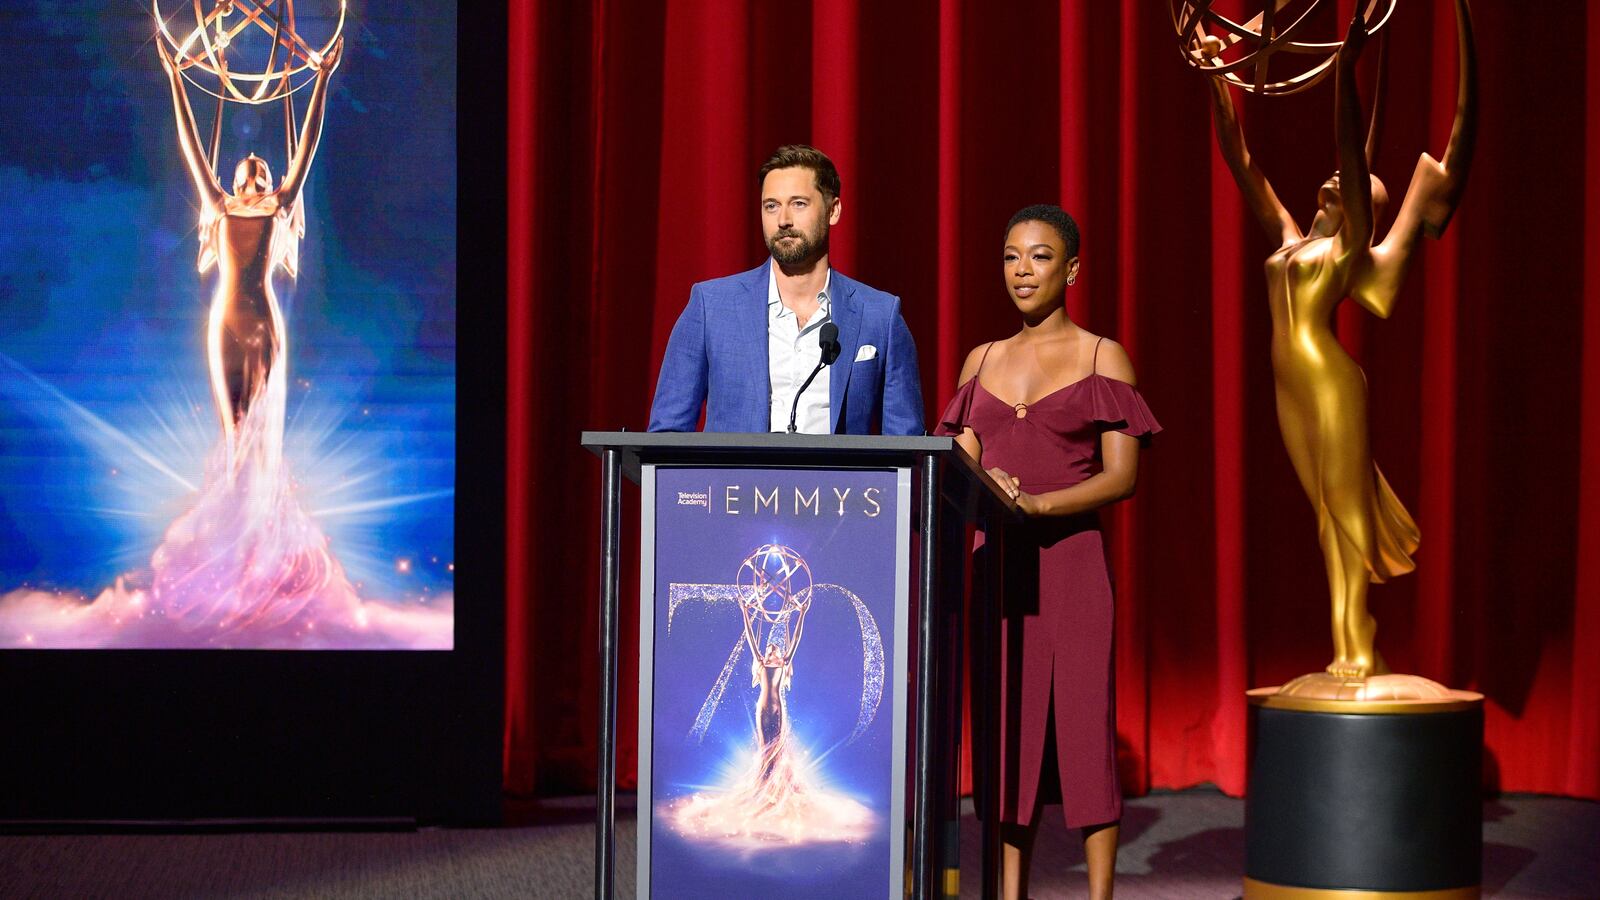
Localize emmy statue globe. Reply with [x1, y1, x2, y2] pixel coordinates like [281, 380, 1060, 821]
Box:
[1177, 2, 1485, 897]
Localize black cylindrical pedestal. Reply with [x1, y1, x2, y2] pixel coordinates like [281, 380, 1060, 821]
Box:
[1244, 690, 1483, 899]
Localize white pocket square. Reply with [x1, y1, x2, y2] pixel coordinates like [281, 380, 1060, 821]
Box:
[854, 344, 878, 362]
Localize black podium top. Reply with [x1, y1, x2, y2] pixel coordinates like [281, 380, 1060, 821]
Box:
[580, 431, 1018, 521]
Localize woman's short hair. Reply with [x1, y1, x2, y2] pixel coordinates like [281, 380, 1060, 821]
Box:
[1006, 204, 1080, 258]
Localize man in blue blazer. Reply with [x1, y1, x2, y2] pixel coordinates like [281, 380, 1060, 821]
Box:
[648, 145, 925, 436]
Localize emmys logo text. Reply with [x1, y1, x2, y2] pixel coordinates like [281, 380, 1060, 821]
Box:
[720, 485, 883, 518]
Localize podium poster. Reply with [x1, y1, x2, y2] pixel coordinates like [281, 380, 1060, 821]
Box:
[638, 464, 911, 899]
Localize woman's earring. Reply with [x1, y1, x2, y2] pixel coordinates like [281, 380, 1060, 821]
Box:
[1067, 277, 1076, 286]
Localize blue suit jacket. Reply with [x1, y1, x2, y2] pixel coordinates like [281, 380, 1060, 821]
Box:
[649, 263, 925, 435]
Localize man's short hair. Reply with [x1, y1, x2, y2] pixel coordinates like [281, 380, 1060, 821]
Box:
[1006, 204, 1080, 258]
[758, 144, 841, 204]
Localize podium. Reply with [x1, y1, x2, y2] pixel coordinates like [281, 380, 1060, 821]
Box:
[582, 433, 1019, 900]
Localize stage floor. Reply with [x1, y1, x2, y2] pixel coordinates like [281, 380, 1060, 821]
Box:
[1, 789, 1594, 898]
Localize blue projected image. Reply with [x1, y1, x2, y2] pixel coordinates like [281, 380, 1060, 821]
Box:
[0, 3, 456, 648]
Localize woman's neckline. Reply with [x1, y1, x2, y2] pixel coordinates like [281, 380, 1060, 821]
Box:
[972, 372, 1104, 409]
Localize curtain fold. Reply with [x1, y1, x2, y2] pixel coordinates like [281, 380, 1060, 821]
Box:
[503, 0, 538, 798]
[505, 0, 1600, 801]
[1575, 0, 1600, 802]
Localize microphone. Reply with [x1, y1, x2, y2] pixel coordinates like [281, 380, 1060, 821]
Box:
[819, 322, 842, 365]
[787, 322, 841, 434]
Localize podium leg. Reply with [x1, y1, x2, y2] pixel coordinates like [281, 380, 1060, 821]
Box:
[596, 448, 622, 900]
[938, 495, 968, 900]
[912, 453, 941, 900]
[975, 525, 1004, 900]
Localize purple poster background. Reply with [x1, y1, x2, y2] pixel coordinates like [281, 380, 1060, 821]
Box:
[649, 466, 901, 898]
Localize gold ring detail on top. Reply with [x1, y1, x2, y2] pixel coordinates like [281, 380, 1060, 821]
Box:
[1248, 677, 1483, 715]
[1243, 876, 1479, 899]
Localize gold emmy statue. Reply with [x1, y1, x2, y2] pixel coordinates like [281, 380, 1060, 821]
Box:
[153, 0, 344, 461]
[1182, 0, 1477, 700]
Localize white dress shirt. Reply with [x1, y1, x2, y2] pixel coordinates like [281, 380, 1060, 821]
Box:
[767, 261, 833, 433]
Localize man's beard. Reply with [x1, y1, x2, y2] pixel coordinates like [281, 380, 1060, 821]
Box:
[766, 226, 829, 266]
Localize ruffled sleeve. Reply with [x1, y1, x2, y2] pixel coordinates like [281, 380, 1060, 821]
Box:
[1088, 375, 1161, 443]
[934, 377, 979, 437]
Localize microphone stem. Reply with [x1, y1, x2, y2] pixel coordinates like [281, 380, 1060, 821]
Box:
[787, 360, 828, 434]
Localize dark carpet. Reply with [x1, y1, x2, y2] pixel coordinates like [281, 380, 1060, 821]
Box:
[0, 789, 1593, 898]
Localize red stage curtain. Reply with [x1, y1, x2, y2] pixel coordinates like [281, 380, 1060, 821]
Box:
[505, 0, 1600, 801]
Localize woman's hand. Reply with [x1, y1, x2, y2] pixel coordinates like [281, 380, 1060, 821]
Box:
[987, 466, 1049, 515]
[1014, 492, 1045, 516]
[987, 467, 1020, 502]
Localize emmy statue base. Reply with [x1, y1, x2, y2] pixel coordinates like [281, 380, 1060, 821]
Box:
[1243, 684, 1484, 899]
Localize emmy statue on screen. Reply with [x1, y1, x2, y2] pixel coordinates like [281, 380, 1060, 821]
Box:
[1177, 1, 1486, 896]
[0, 1, 449, 649]
[145, 1, 361, 642]
[735, 545, 814, 809]
[153, 1, 343, 473]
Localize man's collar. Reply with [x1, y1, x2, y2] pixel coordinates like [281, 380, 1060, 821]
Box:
[767, 258, 832, 316]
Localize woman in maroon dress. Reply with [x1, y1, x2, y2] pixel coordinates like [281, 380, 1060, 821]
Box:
[939, 205, 1158, 899]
